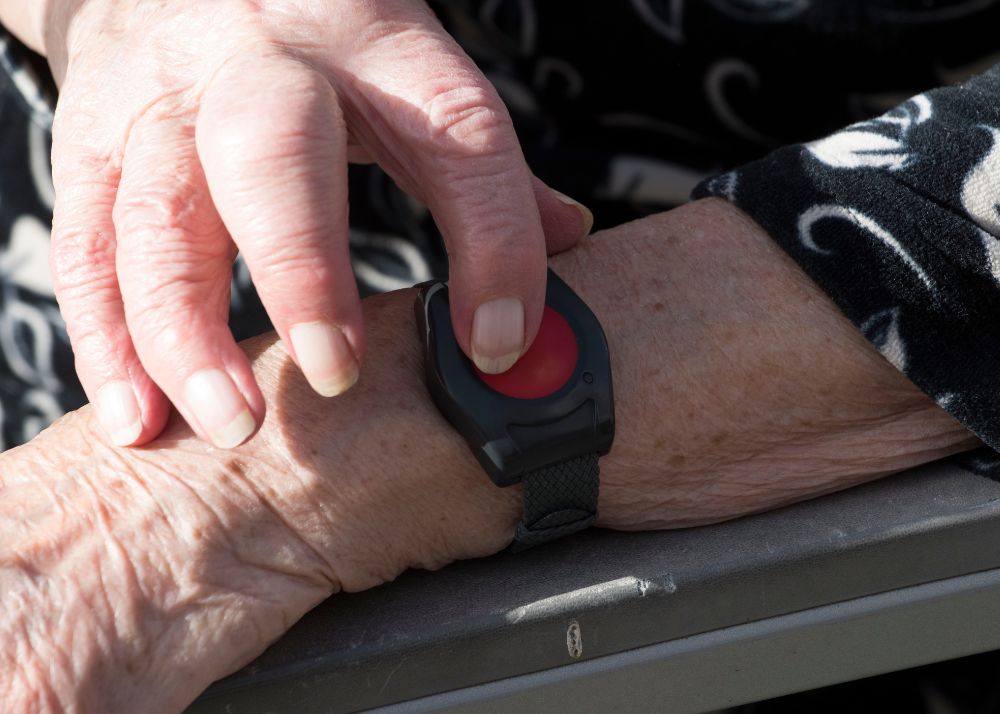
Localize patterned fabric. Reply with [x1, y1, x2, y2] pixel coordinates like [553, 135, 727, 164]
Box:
[3, 1, 1000, 452]
[433, 0, 1000, 224]
[0, 34, 72, 449]
[694, 69, 1000, 453]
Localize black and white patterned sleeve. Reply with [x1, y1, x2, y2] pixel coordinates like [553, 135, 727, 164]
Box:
[692, 65, 1000, 452]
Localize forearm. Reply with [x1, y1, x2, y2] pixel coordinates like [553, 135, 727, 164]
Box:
[695, 66, 1000, 454]
[250, 197, 975, 537]
[0, 199, 977, 711]
[564, 198, 977, 526]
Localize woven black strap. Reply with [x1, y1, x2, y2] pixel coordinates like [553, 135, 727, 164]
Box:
[508, 453, 599, 552]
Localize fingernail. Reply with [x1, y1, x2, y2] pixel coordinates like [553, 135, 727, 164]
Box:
[472, 297, 524, 374]
[184, 368, 256, 449]
[288, 322, 360, 397]
[95, 380, 142, 446]
[552, 189, 595, 237]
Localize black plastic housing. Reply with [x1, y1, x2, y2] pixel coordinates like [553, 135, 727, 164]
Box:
[415, 269, 615, 487]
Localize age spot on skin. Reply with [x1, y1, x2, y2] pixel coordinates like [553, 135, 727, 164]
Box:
[220, 457, 247, 485]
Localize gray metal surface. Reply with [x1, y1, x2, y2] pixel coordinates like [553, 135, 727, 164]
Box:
[190, 460, 1000, 713]
[388, 568, 1000, 713]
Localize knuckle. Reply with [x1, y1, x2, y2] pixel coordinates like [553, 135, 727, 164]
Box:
[458, 235, 540, 275]
[113, 199, 226, 268]
[124, 287, 212, 354]
[131, 314, 188, 354]
[250, 250, 338, 301]
[52, 154, 116, 194]
[49, 224, 116, 297]
[446, 203, 543, 261]
[124, 253, 228, 308]
[65, 320, 130, 371]
[51, 122, 120, 191]
[112, 183, 197, 237]
[204, 70, 342, 169]
[420, 85, 515, 157]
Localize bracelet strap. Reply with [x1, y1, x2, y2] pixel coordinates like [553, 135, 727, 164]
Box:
[508, 453, 600, 552]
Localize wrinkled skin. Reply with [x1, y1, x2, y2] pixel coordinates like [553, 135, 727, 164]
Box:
[38, 0, 588, 449]
[1, 200, 977, 712]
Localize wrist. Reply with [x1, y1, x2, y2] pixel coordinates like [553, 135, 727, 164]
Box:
[1, 198, 977, 711]
[2, 413, 181, 711]
[238, 292, 523, 590]
[2, 287, 525, 710]
[1, 407, 339, 712]
[239, 196, 976, 567]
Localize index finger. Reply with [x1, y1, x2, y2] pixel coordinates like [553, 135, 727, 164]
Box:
[332, 8, 548, 374]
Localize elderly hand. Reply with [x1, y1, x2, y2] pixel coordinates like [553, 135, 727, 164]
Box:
[1, 200, 974, 712]
[35, 0, 590, 449]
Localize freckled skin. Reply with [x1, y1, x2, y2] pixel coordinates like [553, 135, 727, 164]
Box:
[0, 200, 976, 712]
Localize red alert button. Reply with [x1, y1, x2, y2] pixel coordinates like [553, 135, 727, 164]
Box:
[475, 306, 579, 399]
